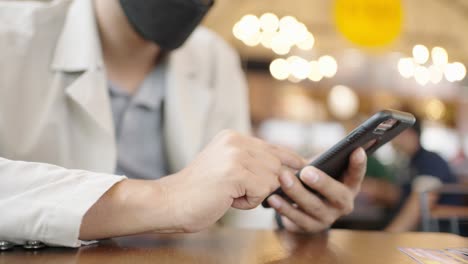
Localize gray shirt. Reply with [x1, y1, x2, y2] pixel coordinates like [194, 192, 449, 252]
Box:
[109, 64, 168, 180]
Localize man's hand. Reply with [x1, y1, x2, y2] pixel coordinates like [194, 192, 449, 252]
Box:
[266, 148, 367, 233]
[159, 130, 306, 233]
[80, 130, 306, 240]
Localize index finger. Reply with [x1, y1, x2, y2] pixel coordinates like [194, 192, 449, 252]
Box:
[268, 144, 307, 170]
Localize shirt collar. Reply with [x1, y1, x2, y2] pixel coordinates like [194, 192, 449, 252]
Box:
[135, 64, 166, 110]
[109, 63, 166, 111]
[50, 0, 103, 72]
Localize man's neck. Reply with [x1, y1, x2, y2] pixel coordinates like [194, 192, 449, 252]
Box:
[94, 0, 161, 94]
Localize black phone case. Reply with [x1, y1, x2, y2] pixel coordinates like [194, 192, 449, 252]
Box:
[262, 109, 416, 208]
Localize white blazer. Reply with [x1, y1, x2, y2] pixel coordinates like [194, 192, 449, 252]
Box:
[0, 0, 250, 247]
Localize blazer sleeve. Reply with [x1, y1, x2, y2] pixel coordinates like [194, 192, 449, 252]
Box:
[0, 157, 126, 247]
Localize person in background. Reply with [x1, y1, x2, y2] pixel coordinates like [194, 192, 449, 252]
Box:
[0, 0, 367, 247]
[385, 116, 462, 233]
[355, 155, 401, 229]
[332, 155, 400, 230]
[361, 156, 400, 207]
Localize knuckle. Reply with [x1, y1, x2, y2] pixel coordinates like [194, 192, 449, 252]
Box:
[227, 147, 245, 162]
[323, 215, 336, 226]
[336, 192, 350, 207]
[272, 159, 282, 174]
[269, 182, 280, 193]
[327, 188, 349, 209]
[311, 205, 324, 216]
[220, 130, 241, 145]
[219, 129, 235, 137]
[261, 187, 272, 198]
[303, 222, 317, 233]
[342, 201, 354, 215]
[216, 129, 232, 142]
[237, 166, 250, 179]
[225, 158, 243, 176]
[246, 197, 262, 208]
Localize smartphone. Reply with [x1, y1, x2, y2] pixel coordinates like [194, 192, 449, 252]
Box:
[262, 109, 416, 208]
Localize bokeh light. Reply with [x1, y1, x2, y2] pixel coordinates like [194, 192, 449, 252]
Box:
[413, 44, 429, 64]
[429, 65, 444, 84]
[397, 58, 415, 78]
[289, 56, 311, 80]
[425, 98, 446, 121]
[452, 62, 466, 81]
[269, 58, 290, 80]
[328, 85, 359, 120]
[308, 60, 323, 82]
[431, 47, 448, 66]
[259, 13, 279, 33]
[318, 55, 338, 78]
[414, 65, 430, 85]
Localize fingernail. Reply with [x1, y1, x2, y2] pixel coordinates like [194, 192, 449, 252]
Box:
[279, 171, 294, 188]
[301, 167, 319, 184]
[268, 195, 282, 209]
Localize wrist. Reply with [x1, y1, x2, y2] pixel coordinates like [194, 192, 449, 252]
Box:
[146, 175, 186, 233]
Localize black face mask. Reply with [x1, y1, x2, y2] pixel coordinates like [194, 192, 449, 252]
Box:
[119, 0, 214, 50]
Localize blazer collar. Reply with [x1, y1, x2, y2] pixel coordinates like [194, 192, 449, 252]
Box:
[49, 0, 113, 135]
[50, 0, 103, 72]
[164, 35, 215, 172]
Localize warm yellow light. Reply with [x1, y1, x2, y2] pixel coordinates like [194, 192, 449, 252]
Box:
[308, 60, 323, 82]
[296, 32, 315, 50]
[271, 33, 291, 55]
[260, 31, 276, 48]
[232, 22, 244, 40]
[241, 15, 260, 31]
[287, 74, 302, 83]
[260, 13, 279, 33]
[414, 66, 430, 85]
[335, 0, 403, 48]
[452, 62, 466, 81]
[328, 85, 359, 120]
[431, 47, 448, 66]
[429, 65, 443, 84]
[287, 23, 309, 45]
[413, 44, 429, 64]
[318, 55, 338, 78]
[279, 16, 298, 32]
[282, 93, 314, 121]
[288, 56, 310, 80]
[233, 15, 260, 41]
[444, 63, 458, 82]
[269, 58, 290, 80]
[243, 31, 261, 47]
[425, 98, 446, 121]
[398, 58, 415, 78]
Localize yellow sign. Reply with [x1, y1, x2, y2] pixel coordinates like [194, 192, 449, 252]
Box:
[335, 0, 403, 48]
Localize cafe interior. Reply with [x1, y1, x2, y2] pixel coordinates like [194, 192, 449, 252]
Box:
[1, 0, 467, 263]
[202, 0, 468, 235]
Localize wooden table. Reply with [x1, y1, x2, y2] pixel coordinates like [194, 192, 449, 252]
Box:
[1, 228, 466, 264]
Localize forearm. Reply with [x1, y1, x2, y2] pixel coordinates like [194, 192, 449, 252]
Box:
[79, 177, 181, 240]
[385, 194, 420, 232]
[362, 179, 400, 206]
[378, 182, 401, 206]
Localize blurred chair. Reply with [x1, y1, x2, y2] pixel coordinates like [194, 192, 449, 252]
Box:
[420, 184, 468, 235]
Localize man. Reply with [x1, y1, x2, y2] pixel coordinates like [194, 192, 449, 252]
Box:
[386, 116, 460, 232]
[0, 0, 366, 247]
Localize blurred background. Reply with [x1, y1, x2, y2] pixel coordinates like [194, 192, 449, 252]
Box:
[202, 0, 468, 160]
[202, 0, 468, 234]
